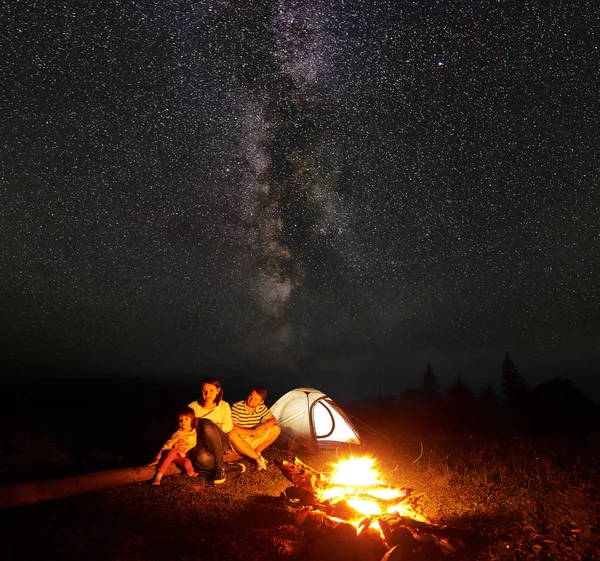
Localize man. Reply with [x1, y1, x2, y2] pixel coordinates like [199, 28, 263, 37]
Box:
[229, 388, 280, 471]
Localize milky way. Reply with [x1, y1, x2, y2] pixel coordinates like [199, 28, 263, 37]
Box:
[2, 0, 599, 397]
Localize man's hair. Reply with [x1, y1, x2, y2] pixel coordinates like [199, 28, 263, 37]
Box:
[178, 406, 197, 429]
[199, 377, 224, 406]
[251, 388, 267, 401]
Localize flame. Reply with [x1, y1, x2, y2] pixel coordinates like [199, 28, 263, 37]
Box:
[330, 456, 383, 487]
[317, 456, 395, 517]
[317, 455, 428, 524]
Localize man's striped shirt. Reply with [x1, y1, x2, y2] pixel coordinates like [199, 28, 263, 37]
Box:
[231, 401, 272, 428]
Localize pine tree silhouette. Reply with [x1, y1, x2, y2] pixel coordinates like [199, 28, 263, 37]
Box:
[480, 384, 499, 412]
[500, 353, 531, 431]
[447, 375, 476, 405]
[480, 384, 501, 432]
[445, 375, 477, 431]
[422, 363, 439, 398]
[501, 353, 529, 402]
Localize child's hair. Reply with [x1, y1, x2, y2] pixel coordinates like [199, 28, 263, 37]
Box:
[199, 377, 224, 406]
[179, 406, 197, 429]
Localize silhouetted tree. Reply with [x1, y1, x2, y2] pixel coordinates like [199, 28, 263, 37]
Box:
[443, 375, 477, 431]
[396, 387, 433, 436]
[480, 384, 499, 413]
[501, 354, 529, 400]
[500, 353, 531, 431]
[479, 384, 501, 432]
[397, 387, 427, 409]
[422, 363, 439, 398]
[532, 378, 598, 435]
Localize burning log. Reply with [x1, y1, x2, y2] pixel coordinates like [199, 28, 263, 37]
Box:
[275, 458, 332, 495]
[356, 524, 388, 561]
[380, 514, 482, 544]
[276, 455, 485, 560]
[281, 484, 319, 506]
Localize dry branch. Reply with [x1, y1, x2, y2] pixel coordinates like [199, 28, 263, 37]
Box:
[275, 457, 332, 494]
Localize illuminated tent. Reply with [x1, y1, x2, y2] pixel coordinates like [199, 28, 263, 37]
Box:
[270, 387, 361, 454]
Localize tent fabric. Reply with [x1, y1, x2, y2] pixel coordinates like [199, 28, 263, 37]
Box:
[270, 387, 361, 454]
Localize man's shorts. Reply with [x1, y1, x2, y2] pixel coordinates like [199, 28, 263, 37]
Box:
[241, 425, 278, 450]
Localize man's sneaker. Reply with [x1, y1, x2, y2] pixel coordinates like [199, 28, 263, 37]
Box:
[213, 465, 226, 485]
[256, 455, 268, 471]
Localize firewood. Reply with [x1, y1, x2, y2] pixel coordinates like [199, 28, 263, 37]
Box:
[281, 484, 318, 506]
[307, 520, 358, 561]
[420, 535, 444, 560]
[379, 545, 405, 561]
[299, 509, 340, 533]
[383, 515, 479, 542]
[356, 526, 387, 561]
[274, 458, 332, 494]
[328, 499, 363, 520]
[293, 507, 312, 526]
[391, 526, 419, 551]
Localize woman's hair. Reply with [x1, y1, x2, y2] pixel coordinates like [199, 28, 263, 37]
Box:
[199, 377, 224, 406]
[178, 406, 197, 429]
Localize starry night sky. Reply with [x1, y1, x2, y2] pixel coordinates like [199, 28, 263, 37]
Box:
[2, 0, 599, 399]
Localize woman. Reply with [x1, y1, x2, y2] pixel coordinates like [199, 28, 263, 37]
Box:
[187, 377, 233, 484]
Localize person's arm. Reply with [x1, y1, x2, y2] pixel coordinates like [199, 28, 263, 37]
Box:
[231, 402, 256, 436]
[148, 430, 177, 465]
[221, 402, 233, 433]
[183, 431, 197, 455]
[233, 409, 277, 437]
[253, 412, 278, 436]
[232, 423, 257, 437]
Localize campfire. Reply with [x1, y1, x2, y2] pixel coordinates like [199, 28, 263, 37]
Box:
[320, 456, 426, 522]
[275, 455, 483, 560]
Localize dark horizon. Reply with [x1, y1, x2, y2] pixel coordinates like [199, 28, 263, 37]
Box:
[4, 348, 599, 404]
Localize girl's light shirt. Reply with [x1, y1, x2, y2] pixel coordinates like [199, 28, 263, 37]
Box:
[156, 428, 197, 458]
[187, 400, 233, 434]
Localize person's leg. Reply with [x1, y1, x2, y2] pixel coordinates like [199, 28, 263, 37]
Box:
[228, 430, 260, 461]
[188, 444, 216, 472]
[152, 449, 178, 485]
[197, 420, 229, 483]
[254, 425, 281, 456]
[172, 456, 197, 476]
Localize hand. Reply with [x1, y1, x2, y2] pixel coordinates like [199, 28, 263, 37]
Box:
[148, 459, 159, 466]
[254, 425, 267, 437]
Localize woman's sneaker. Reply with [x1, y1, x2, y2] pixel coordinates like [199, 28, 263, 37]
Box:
[256, 455, 268, 471]
[213, 465, 226, 485]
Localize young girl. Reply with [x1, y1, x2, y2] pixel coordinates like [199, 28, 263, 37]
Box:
[149, 407, 198, 486]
